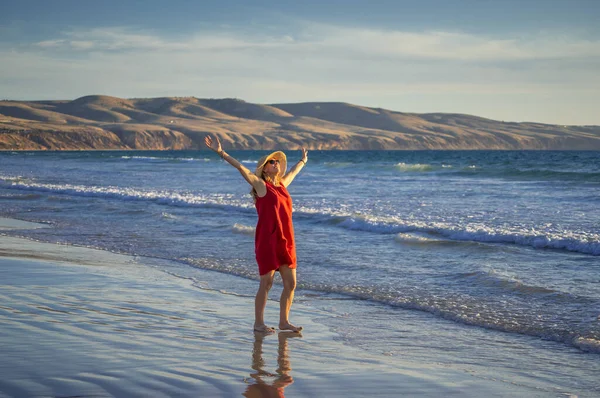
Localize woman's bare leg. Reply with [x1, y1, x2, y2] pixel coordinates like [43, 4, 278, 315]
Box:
[254, 271, 275, 333]
[278, 265, 302, 332]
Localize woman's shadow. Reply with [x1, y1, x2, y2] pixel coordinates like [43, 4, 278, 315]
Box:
[243, 331, 302, 398]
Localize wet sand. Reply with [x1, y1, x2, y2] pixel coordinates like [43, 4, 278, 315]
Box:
[0, 219, 546, 397]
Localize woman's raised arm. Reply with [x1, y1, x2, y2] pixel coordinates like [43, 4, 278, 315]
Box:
[204, 135, 266, 196]
[281, 147, 308, 187]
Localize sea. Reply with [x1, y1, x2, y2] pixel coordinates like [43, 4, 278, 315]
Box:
[1, 150, 599, 395]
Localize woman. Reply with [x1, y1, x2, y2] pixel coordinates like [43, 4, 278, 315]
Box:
[204, 135, 308, 333]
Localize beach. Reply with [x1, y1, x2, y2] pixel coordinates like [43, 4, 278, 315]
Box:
[1, 149, 599, 397]
[0, 218, 551, 398]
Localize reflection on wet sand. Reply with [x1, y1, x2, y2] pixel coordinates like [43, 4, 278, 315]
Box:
[243, 331, 302, 398]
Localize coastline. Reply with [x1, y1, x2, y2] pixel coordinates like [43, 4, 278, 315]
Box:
[0, 218, 556, 397]
[2, 96, 600, 151]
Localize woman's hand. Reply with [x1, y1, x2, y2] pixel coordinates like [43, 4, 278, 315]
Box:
[282, 147, 308, 186]
[204, 135, 222, 154]
[301, 147, 308, 164]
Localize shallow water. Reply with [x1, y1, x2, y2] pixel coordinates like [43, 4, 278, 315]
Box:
[1, 150, 599, 395]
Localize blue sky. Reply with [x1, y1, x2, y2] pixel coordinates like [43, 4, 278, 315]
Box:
[1, 0, 599, 125]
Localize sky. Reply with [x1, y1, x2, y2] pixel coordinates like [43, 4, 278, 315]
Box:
[1, 0, 599, 125]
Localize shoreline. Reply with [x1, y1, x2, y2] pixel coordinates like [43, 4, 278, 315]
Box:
[0, 218, 550, 397]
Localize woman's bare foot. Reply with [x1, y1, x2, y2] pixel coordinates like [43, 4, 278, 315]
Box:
[254, 324, 276, 333]
[279, 322, 303, 333]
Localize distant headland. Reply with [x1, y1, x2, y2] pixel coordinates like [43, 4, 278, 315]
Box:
[1, 95, 599, 150]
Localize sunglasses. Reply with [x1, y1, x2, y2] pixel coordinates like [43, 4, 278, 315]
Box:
[267, 159, 280, 165]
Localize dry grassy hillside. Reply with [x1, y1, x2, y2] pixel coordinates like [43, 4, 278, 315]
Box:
[1, 95, 599, 150]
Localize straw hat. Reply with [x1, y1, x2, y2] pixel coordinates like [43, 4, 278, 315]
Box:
[255, 151, 287, 179]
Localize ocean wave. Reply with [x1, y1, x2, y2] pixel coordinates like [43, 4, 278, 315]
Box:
[325, 161, 444, 173]
[179, 255, 600, 354]
[0, 178, 255, 212]
[321, 161, 600, 182]
[323, 161, 355, 168]
[160, 212, 180, 220]
[394, 163, 435, 172]
[455, 167, 600, 183]
[232, 223, 255, 235]
[455, 270, 557, 295]
[573, 337, 600, 353]
[294, 280, 600, 354]
[0, 175, 27, 182]
[2, 177, 598, 256]
[317, 213, 600, 256]
[0, 193, 42, 201]
[394, 232, 446, 244]
[389, 295, 600, 354]
[320, 161, 445, 173]
[121, 155, 211, 162]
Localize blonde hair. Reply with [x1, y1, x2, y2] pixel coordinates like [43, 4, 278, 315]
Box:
[251, 172, 281, 202]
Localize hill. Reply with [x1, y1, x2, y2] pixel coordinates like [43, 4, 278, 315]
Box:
[1, 95, 599, 150]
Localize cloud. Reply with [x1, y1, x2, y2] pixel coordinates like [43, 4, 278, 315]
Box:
[1, 23, 599, 123]
[35, 39, 67, 48]
[31, 27, 284, 52]
[19, 24, 599, 88]
[27, 24, 600, 61]
[311, 26, 600, 61]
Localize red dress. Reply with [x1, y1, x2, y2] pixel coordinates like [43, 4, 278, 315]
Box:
[254, 181, 297, 275]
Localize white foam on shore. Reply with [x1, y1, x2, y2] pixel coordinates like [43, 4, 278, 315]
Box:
[2, 176, 599, 256]
[0, 217, 49, 231]
[1, 178, 254, 211]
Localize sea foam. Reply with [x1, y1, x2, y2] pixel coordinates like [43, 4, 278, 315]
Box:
[2, 177, 599, 256]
